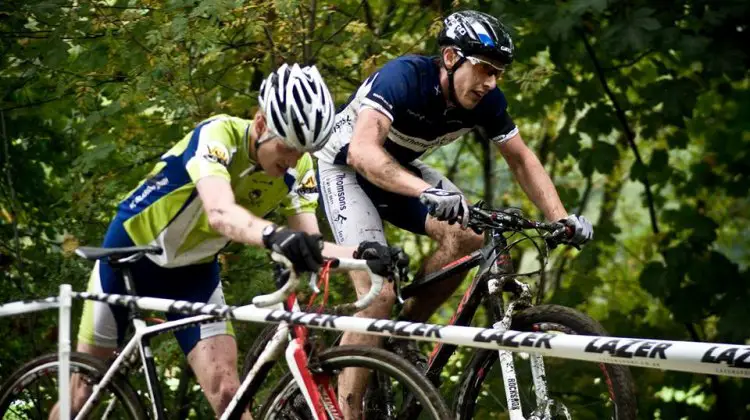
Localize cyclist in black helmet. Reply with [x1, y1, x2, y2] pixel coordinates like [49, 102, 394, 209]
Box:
[315, 11, 593, 417]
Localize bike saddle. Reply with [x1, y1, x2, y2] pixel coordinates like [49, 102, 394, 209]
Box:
[75, 245, 163, 262]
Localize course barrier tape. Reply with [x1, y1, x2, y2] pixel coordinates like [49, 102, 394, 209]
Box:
[69, 291, 750, 379]
[0, 285, 747, 420]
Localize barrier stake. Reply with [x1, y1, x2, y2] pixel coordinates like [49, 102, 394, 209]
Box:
[58, 284, 72, 420]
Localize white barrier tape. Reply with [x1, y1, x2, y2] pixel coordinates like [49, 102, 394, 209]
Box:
[0, 296, 58, 317]
[71, 291, 750, 379]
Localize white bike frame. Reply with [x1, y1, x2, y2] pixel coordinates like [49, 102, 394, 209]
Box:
[0, 256, 383, 420]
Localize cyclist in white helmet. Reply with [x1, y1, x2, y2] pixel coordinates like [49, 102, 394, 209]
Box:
[56, 64, 400, 419]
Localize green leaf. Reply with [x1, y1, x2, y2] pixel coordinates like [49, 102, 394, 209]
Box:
[639, 261, 668, 298]
[666, 131, 689, 149]
[629, 160, 647, 182]
[637, 18, 660, 31]
[592, 142, 619, 175]
[548, 14, 577, 41]
[570, 0, 608, 15]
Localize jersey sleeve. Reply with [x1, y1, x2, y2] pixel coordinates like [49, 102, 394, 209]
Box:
[184, 117, 238, 183]
[357, 59, 416, 121]
[279, 153, 319, 217]
[477, 89, 519, 145]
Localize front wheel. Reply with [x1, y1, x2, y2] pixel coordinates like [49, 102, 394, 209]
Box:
[454, 305, 637, 420]
[258, 345, 451, 419]
[0, 352, 146, 419]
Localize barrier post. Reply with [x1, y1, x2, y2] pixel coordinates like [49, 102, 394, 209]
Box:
[58, 284, 72, 420]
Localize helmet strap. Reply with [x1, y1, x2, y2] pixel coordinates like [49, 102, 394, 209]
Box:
[251, 130, 277, 170]
[441, 52, 467, 109]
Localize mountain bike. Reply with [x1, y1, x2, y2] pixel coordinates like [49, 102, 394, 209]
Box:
[245, 203, 638, 419]
[0, 247, 450, 419]
[400, 203, 637, 419]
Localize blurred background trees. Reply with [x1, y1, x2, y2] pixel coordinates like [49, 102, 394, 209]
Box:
[1, 0, 748, 417]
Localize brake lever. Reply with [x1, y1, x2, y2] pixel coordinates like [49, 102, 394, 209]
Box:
[546, 225, 580, 250]
[393, 270, 406, 306]
[308, 272, 320, 294]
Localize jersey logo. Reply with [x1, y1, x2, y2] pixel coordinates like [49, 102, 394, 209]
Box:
[332, 114, 354, 133]
[295, 170, 318, 200]
[201, 142, 230, 167]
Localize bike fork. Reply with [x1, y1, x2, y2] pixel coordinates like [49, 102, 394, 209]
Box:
[529, 354, 551, 419]
[285, 326, 343, 420]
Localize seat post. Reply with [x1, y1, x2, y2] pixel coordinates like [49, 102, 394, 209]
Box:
[116, 265, 143, 324]
[121, 266, 137, 296]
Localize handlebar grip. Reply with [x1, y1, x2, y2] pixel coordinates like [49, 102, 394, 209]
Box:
[252, 253, 300, 307]
[251, 254, 385, 310]
[330, 258, 385, 309]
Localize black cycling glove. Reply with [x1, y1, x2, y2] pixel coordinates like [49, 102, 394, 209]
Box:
[354, 241, 409, 277]
[262, 226, 323, 273]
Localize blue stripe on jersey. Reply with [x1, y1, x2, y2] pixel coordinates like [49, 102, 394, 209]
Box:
[284, 172, 295, 190]
[118, 120, 208, 217]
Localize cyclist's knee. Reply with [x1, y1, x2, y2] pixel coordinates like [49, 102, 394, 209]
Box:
[202, 368, 239, 410]
[428, 220, 483, 254]
[456, 228, 483, 252]
[215, 380, 239, 411]
[359, 285, 396, 319]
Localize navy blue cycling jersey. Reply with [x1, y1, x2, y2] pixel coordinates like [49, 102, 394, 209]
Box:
[315, 55, 519, 165]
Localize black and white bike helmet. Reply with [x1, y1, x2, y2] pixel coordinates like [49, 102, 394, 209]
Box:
[258, 63, 335, 152]
[437, 11, 514, 108]
[438, 10, 514, 68]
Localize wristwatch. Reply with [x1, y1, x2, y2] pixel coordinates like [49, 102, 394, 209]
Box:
[261, 224, 279, 249]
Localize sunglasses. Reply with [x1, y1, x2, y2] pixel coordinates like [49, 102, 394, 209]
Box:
[455, 49, 506, 75]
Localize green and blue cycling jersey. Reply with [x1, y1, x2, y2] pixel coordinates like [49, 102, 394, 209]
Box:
[117, 114, 318, 267]
[79, 115, 318, 353]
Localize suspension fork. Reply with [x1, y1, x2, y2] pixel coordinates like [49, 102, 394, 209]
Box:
[487, 243, 551, 419]
[483, 236, 527, 420]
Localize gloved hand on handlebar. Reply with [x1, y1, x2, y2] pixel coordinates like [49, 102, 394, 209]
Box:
[354, 241, 410, 278]
[419, 187, 469, 228]
[262, 226, 323, 273]
[559, 214, 593, 247]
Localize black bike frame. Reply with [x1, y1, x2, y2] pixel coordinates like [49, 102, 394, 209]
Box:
[399, 229, 515, 386]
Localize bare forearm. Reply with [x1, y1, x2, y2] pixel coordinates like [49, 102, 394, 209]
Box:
[352, 145, 430, 196]
[322, 242, 356, 259]
[509, 153, 567, 221]
[348, 110, 430, 197]
[207, 204, 272, 246]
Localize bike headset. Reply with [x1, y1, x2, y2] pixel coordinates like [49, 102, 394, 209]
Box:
[437, 10, 515, 109]
[254, 63, 336, 162]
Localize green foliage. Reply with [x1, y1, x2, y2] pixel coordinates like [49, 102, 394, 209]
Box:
[1, 0, 749, 418]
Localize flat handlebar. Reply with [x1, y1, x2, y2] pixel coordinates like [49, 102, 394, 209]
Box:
[467, 205, 571, 246]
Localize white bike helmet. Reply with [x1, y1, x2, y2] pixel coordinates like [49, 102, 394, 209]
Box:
[258, 63, 335, 152]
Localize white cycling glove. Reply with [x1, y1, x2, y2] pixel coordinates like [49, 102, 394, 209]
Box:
[559, 214, 593, 246]
[419, 188, 469, 228]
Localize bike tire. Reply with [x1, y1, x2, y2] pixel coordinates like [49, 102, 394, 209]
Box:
[258, 345, 451, 419]
[241, 323, 282, 379]
[0, 352, 147, 420]
[454, 304, 637, 420]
